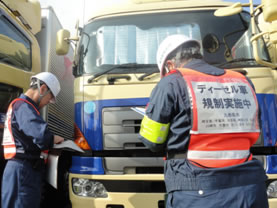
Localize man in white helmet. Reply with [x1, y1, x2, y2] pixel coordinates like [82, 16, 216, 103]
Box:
[139, 34, 268, 208]
[1, 72, 64, 208]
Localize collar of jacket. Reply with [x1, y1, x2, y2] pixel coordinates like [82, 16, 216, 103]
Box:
[19, 94, 40, 112]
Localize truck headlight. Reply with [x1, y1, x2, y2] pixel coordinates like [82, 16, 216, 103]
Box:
[72, 178, 108, 198]
[267, 181, 277, 198]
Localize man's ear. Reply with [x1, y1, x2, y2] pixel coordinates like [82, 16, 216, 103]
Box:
[166, 60, 175, 71]
[40, 84, 48, 94]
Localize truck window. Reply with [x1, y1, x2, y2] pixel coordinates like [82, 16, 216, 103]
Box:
[0, 83, 22, 143]
[0, 15, 31, 71]
[76, 10, 270, 76]
[94, 23, 201, 66]
[0, 83, 22, 114]
[231, 23, 270, 62]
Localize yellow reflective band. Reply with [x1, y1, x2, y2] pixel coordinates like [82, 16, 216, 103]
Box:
[139, 115, 170, 144]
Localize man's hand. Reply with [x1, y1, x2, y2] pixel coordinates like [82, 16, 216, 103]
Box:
[54, 135, 65, 144]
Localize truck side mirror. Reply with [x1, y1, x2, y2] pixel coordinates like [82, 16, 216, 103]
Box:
[56, 29, 70, 55]
[262, 0, 277, 22]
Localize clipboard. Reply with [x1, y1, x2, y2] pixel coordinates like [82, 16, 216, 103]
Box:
[131, 107, 146, 116]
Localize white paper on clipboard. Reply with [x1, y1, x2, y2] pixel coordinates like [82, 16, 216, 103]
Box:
[131, 107, 146, 116]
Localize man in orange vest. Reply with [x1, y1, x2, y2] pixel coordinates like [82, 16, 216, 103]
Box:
[139, 34, 268, 207]
[1, 72, 64, 208]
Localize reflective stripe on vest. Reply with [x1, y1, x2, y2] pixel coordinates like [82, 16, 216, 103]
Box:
[2, 98, 40, 159]
[178, 68, 260, 168]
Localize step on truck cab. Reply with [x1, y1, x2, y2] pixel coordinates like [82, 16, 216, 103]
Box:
[56, 0, 277, 207]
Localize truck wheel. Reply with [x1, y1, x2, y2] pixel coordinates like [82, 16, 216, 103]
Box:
[57, 151, 72, 208]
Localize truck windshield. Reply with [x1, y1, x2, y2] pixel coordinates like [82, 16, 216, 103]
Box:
[77, 10, 270, 76]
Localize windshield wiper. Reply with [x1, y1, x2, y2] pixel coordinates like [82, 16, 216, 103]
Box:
[87, 63, 158, 83]
[138, 69, 159, 81]
[216, 58, 256, 68]
[87, 63, 138, 83]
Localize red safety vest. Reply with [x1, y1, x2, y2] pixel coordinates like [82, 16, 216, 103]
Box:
[2, 98, 48, 160]
[178, 68, 260, 168]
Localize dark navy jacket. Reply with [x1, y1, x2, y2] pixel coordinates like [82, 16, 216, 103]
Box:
[139, 59, 267, 192]
[140, 59, 225, 153]
[11, 94, 54, 159]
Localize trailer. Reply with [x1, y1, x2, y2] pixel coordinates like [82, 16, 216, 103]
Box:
[36, 6, 74, 142]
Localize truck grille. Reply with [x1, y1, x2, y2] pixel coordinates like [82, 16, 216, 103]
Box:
[102, 107, 164, 174]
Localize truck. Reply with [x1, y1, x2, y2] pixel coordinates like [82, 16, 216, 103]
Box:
[0, 0, 74, 207]
[56, 0, 277, 207]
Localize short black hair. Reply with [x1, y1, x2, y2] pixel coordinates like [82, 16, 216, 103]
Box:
[30, 79, 46, 90]
[167, 41, 203, 64]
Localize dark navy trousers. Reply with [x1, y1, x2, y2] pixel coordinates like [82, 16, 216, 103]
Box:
[164, 159, 269, 208]
[166, 182, 269, 208]
[1, 159, 42, 208]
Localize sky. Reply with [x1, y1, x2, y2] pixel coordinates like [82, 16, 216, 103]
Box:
[39, 0, 261, 35]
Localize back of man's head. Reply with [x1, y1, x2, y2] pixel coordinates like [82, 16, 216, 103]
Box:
[168, 41, 203, 66]
[157, 34, 203, 76]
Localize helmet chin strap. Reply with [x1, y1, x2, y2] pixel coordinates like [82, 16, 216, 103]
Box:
[36, 81, 51, 105]
[164, 66, 170, 75]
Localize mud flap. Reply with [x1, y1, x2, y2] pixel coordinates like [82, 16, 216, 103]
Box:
[46, 151, 61, 189]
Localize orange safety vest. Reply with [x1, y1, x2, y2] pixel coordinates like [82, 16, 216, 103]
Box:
[178, 68, 260, 168]
[2, 98, 48, 160]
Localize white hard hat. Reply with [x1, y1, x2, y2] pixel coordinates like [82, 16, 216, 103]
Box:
[156, 34, 201, 76]
[31, 72, 61, 103]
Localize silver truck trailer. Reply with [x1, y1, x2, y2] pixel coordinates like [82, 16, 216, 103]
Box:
[36, 7, 74, 140]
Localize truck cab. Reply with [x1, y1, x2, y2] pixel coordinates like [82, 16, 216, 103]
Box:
[0, 1, 41, 206]
[0, 1, 74, 207]
[56, 0, 277, 207]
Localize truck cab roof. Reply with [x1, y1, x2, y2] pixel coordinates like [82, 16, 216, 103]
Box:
[87, 0, 233, 22]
